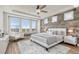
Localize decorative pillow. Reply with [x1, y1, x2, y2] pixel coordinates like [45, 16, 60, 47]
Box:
[55, 31, 58, 35]
[47, 30, 52, 35]
[52, 31, 54, 35]
[52, 31, 58, 35]
[53, 31, 56, 35]
[58, 31, 65, 35]
[61, 31, 64, 35]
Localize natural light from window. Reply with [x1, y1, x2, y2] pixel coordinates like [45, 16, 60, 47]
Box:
[9, 16, 37, 33]
[10, 17, 20, 32]
[32, 20, 37, 32]
[21, 19, 30, 32]
[64, 11, 74, 21]
[52, 16, 57, 22]
[44, 18, 48, 24]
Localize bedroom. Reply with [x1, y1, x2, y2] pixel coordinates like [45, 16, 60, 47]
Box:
[0, 5, 79, 54]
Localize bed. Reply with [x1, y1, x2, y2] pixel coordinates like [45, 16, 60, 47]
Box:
[31, 28, 66, 51]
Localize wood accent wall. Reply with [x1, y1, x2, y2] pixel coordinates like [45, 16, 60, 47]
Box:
[40, 7, 79, 35]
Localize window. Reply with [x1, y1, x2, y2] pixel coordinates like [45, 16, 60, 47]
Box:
[32, 20, 37, 32]
[64, 11, 74, 21]
[52, 16, 57, 22]
[9, 16, 38, 33]
[10, 17, 20, 32]
[44, 18, 48, 24]
[21, 19, 30, 32]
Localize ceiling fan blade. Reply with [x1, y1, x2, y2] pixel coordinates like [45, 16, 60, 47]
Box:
[36, 5, 40, 9]
[41, 10, 48, 13]
[40, 5, 46, 9]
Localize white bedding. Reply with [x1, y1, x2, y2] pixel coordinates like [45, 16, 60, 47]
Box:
[31, 33, 64, 48]
[31, 28, 66, 48]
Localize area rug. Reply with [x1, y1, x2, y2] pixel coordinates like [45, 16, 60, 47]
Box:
[18, 40, 70, 54]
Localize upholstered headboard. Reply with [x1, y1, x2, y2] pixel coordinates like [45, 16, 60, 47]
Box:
[47, 28, 66, 36]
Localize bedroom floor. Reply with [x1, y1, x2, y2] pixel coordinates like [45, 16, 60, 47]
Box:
[5, 38, 79, 54]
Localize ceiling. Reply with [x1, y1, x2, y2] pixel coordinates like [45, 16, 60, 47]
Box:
[1, 5, 75, 19]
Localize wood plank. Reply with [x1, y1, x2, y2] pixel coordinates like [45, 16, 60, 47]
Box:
[5, 41, 20, 54]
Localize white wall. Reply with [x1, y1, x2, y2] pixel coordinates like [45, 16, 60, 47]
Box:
[0, 7, 4, 33]
[37, 20, 40, 33]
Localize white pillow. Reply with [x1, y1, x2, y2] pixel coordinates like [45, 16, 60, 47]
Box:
[46, 30, 52, 35]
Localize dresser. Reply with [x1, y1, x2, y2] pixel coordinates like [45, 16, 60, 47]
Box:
[77, 37, 79, 46]
[0, 35, 9, 54]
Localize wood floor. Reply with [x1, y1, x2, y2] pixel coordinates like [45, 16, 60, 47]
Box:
[5, 39, 79, 54]
[6, 41, 20, 54]
[63, 43, 79, 54]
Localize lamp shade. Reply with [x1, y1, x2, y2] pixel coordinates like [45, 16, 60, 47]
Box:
[68, 29, 73, 33]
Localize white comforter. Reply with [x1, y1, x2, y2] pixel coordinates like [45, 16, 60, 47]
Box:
[31, 33, 63, 45]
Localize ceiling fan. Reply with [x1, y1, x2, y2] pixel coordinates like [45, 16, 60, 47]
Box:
[36, 5, 48, 14]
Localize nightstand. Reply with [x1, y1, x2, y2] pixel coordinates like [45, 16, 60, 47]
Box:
[64, 36, 77, 45]
[77, 37, 79, 46]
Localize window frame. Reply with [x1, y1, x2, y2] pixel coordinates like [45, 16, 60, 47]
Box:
[31, 20, 37, 32]
[21, 18, 31, 32]
[64, 11, 74, 21]
[8, 16, 38, 33]
[44, 18, 48, 24]
[52, 16, 58, 23]
[9, 16, 20, 33]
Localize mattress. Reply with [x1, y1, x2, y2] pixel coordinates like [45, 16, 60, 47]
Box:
[31, 33, 63, 45]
